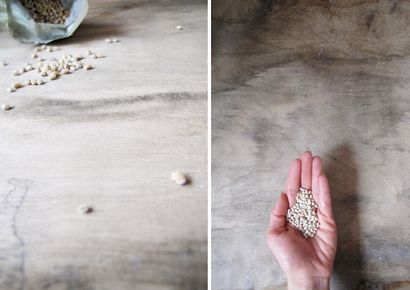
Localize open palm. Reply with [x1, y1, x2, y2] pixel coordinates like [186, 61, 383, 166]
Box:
[267, 152, 337, 288]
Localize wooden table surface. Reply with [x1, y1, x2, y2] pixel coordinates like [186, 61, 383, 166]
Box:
[212, 1, 410, 290]
[0, 1, 207, 290]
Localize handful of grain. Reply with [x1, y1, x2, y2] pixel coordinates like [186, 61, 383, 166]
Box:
[286, 187, 319, 238]
[19, 0, 69, 24]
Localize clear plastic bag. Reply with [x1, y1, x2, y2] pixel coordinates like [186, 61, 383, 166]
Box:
[0, 0, 88, 44]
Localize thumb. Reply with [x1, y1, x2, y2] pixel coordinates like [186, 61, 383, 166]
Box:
[318, 174, 334, 219]
[268, 192, 289, 238]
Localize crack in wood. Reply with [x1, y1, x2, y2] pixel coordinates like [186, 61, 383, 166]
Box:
[0, 178, 33, 290]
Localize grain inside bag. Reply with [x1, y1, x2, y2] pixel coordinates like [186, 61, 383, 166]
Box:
[0, 0, 88, 43]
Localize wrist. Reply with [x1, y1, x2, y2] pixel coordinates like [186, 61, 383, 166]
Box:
[287, 275, 330, 290]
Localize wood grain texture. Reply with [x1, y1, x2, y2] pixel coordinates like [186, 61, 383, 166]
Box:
[0, 1, 207, 290]
[212, 1, 410, 289]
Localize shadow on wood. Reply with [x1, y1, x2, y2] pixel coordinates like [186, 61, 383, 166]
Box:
[324, 144, 363, 289]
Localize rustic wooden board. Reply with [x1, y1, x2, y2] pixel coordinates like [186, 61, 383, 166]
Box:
[0, 1, 207, 290]
[212, 1, 410, 290]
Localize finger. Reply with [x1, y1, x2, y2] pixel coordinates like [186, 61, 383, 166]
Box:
[311, 156, 323, 201]
[286, 159, 301, 206]
[268, 192, 289, 236]
[301, 151, 313, 190]
[318, 174, 334, 219]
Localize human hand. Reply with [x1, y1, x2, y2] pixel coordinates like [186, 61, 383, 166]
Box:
[267, 151, 337, 290]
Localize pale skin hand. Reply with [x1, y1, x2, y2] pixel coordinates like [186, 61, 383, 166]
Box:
[267, 152, 337, 290]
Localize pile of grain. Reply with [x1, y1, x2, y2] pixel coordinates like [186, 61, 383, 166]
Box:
[19, 0, 69, 24]
[286, 187, 319, 238]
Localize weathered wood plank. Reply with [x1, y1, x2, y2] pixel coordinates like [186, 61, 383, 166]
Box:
[0, 1, 207, 289]
[212, 1, 410, 289]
